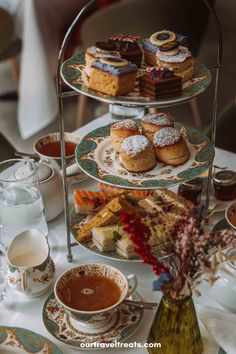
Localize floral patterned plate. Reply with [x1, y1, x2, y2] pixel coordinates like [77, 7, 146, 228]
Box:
[43, 291, 144, 350]
[75, 121, 214, 189]
[0, 326, 62, 353]
[61, 51, 211, 108]
[70, 206, 141, 262]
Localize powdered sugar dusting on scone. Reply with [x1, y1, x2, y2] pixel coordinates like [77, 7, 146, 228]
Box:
[111, 119, 138, 131]
[156, 46, 191, 63]
[122, 135, 149, 155]
[142, 112, 174, 126]
[153, 127, 182, 147]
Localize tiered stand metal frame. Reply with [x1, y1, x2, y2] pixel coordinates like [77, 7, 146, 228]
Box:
[56, 0, 223, 262]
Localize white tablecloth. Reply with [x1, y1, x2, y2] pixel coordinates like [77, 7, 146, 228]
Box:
[1, 113, 236, 353]
[0, 0, 86, 139]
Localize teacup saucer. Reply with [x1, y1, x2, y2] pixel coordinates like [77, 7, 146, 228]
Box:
[42, 292, 144, 350]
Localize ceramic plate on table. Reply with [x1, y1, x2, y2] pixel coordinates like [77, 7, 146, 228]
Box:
[0, 326, 62, 353]
[70, 207, 141, 262]
[43, 291, 144, 350]
[61, 51, 211, 108]
[75, 120, 214, 190]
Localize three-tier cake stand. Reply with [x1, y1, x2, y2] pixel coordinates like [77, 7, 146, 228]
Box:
[55, 0, 223, 262]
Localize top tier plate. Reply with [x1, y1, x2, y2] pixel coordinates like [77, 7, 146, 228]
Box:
[61, 51, 211, 108]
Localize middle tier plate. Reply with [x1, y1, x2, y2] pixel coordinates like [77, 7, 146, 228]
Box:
[75, 121, 214, 189]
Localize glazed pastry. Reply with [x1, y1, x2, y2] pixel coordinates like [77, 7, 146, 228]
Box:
[153, 127, 190, 166]
[85, 41, 121, 77]
[139, 67, 182, 99]
[109, 33, 142, 67]
[156, 45, 195, 83]
[120, 135, 156, 172]
[88, 57, 137, 96]
[110, 119, 140, 153]
[143, 30, 187, 66]
[141, 112, 174, 141]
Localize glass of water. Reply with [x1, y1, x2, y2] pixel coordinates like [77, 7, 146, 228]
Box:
[0, 257, 6, 302]
[0, 159, 48, 249]
[109, 104, 145, 122]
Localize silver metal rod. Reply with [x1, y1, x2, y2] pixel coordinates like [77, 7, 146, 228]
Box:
[203, 0, 223, 215]
[56, 0, 95, 262]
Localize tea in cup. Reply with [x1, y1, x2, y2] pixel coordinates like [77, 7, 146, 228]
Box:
[54, 263, 137, 333]
[6, 229, 55, 297]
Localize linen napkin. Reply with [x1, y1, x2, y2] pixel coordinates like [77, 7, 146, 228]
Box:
[197, 304, 236, 354]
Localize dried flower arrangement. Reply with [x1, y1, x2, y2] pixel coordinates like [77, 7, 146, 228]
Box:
[120, 206, 236, 299]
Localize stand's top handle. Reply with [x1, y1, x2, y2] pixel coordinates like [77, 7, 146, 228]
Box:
[203, 0, 223, 67]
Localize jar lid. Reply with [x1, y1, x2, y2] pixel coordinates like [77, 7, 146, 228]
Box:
[181, 178, 203, 191]
[213, 170, 236, 186]
[14, 162, 52, 183]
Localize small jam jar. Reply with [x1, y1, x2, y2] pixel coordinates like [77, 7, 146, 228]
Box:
[213, 170, 236, 201]
[178, 178, 203, 205]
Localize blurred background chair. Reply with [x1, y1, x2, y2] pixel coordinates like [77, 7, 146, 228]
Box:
[205, 98, 236, 153]
[0, 7, 21, 97]
[75, 0, 215, 128]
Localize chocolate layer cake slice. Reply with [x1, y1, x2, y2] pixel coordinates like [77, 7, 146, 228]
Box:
[140, 67, 182, 99]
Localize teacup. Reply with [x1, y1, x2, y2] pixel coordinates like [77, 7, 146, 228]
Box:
[6, 229, 55, 297]
[33, 132, 80, 170]
[54, 263, 137, 333]
[225, 202, 236, 231]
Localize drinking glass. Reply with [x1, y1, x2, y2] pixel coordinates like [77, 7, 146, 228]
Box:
[0, 159, 48, 249]
[109, 104, 145, 122]
[0, 257, 6, 302]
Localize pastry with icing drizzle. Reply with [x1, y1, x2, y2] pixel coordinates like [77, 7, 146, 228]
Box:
[85, 41, 121, 77]
[143, 30, 187, 66]
[156, 45, 195, 83]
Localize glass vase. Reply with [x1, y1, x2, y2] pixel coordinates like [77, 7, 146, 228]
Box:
[147, 294, 203, 354]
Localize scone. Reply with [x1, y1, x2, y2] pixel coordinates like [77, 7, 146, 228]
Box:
[88, 57, 137, 96]
[120, 135, 156, 172]
[156, 44, 195, 83]
[110, 119, 140, 153]
[141, 112, 174, 141]
[143, 30, 187, 66]
[109, 33, 142, 67]
[85, 41, 121, 77]
[153, 127, 190, 166]
[139, 67, 182, 99]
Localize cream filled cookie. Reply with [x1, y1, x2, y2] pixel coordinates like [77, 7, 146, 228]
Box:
[85, 42, 121, 77]
[141, 112, 174, 141]
[156, 46, 195, 83]
[153, 127, 190, 166]
[120, 135, 156, 172]
[88, 57, 137, 96]
[110, 119, 140, 153]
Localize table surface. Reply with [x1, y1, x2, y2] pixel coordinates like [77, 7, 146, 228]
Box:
[1, 113, 236, 353]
